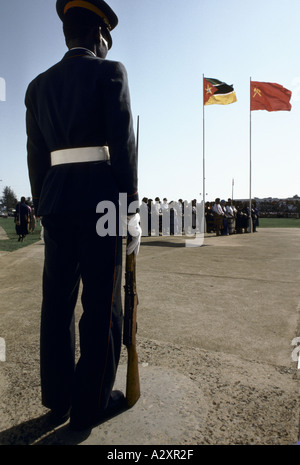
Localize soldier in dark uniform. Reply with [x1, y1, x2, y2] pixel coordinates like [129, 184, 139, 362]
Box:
[25, 0, 140, 431]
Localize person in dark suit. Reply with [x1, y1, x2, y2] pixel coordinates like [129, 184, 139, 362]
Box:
[25, 0, 140, 431]
[14, 196, 30, 242]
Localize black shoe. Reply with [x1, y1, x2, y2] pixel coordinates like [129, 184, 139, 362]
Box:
[47, 408, 71, 426]
[69, 390, 127, 431]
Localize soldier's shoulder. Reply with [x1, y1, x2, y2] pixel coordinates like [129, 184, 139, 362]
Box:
[98, 58, 128, 76]
[25, 62, 60, 95]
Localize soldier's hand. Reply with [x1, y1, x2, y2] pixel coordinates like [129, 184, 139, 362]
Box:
[127, 214, 141, 256]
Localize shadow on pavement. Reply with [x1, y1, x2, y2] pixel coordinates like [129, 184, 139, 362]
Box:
[141, 240, 185, 248]
[0, 414, 90, 445]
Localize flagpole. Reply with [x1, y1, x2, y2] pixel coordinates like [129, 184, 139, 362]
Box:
[202, 74, 206, 233]
[249, 77, 253, 233]
[136, 115, 140, 159]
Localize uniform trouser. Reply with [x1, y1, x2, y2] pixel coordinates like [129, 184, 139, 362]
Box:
[40, 213, 123, 420]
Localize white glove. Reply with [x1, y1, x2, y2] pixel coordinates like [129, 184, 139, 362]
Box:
[126, 213, 142, 255]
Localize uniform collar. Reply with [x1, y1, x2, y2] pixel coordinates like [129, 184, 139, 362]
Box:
[63, 48, 97, 59]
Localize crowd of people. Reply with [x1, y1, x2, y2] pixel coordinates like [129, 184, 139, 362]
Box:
[12, 195, 259, 242]
[139, 197, 259, 237]
[11, 194, 261, 242]
[256, 197, 300, 218]
[205, 198, 259, 236]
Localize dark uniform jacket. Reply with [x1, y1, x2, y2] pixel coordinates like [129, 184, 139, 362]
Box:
[25, 48, 138, 216]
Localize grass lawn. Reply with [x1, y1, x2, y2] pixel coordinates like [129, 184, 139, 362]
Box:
[0, 217, 42, 252]
[258, 217, 300, 228]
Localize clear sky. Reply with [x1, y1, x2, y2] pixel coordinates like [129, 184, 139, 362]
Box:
[0, 0, 300, 204]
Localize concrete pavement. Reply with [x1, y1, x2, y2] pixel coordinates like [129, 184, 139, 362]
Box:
[0, 228, 299, 445]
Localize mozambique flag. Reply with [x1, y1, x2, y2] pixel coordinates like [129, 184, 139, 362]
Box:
[251, 81, 292, 112]
[204, 77, 237, 105]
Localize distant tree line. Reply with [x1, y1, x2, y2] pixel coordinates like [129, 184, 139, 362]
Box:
[0, 186, 32, 213]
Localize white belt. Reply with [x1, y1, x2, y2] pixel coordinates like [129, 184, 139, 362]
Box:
[51, 146, 110, 166]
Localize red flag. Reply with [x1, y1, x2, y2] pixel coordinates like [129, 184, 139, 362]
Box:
[251, 81, 292, 112]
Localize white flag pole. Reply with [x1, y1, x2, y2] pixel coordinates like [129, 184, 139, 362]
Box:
[136, 115, 140, 160]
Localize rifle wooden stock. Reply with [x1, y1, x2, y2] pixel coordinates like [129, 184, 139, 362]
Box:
[123, 246, 140, 407]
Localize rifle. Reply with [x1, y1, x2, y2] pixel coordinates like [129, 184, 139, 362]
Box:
[123, 114, 140, 408]
[123, 239, 140, 407]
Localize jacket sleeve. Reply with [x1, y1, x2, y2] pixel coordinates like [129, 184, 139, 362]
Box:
[25, 83, 51, 214]
[102, 61, 138, 209]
